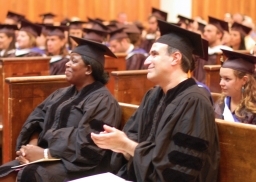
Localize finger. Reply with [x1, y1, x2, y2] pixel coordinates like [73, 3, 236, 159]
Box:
[103, 125, 115, 132]
[19, 148, 26, 156]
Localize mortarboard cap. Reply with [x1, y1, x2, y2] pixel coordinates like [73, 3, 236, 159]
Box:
[60, 18, 71, 26]
[95, 18, 105, 22]
[70, 36, 116, 65]
[44, 25, 67, 37]
[6, 11, 25, 23]
[39, 13, 56, 19]
[109, 27, 128, 41]
[198, 21, 206, 33]
[83, 21, 108, 43]
[208, 16, 229, 32]
[0, 24, 18, 31]
[69, 20, 87, 29]
[156, 20, 204, 61]
[20, 19, 42, 37]
[231, 22, 252, 35]
[124, 24, 141, 34]
[133, 21, 144, 32]
[221, 49, 256, 74]
[177, 15, 194, 24]
[151, 7, 168, 21]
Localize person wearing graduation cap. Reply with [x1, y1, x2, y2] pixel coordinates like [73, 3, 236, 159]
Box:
[109, 27, 147, 70]
[68, 20, 86, 50]
[39, 13, 56, 25]
[4, 11, 25, 25]
[214, 49, 256, 124]
[0, 24, 18, 57]
[10, 19, 44, 57]
[177, 15, 194, 31]
[91, 20, 219, 182]
[203, 16, 233, 64]
[0, 36, 121, 181]
[83, 20, 109, 43]
[44, 25, 70, 75]
[140, 8, 167, 53]
[229, 22, 252, 50]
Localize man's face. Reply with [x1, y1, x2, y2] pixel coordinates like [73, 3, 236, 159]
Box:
[203, 24, 220, 46]
[144, 42, 174, 83]
[148, 16, 158, 33]
[109, 39, 126, 53]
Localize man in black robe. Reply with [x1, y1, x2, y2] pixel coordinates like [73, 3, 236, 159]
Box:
[91, 20, 220, 182]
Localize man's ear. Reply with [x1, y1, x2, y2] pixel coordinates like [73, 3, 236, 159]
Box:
[170, 52, 182, 65]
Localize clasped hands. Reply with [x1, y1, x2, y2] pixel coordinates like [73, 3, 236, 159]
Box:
[16, 145, 44, 164]
[91, 125, 138, 159]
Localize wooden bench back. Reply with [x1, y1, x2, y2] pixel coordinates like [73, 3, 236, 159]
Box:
[204, 65, 221, 93]
[3, 75, 70, 163]
[105, 53, 126, 95]
[0, 57, 51, 127]
[111, 70, 155, 105]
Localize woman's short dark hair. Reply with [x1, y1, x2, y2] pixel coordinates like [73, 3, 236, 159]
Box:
[81, 55, 109, 85]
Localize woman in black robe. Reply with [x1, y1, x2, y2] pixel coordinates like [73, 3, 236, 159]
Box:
[0, 36, 121, 182]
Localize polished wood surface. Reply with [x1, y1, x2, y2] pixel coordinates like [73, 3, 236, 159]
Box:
[0, 57, 50, 136]
[216, 119, 256, 182]
[192, 0, 256, 22]
[111, 70, 155, 105]
[3, 75, 69, 163]
[119, 102, 139, 129]
[105, 54, 126, 95]
[0, 0, 160, 23]
[204, 65, 221, 93]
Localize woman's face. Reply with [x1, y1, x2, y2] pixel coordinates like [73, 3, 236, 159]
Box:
[65, 53, 90, 85]
[219, 67, 246, 97]
[17, 31, 30, 49]
[230, 30, 241, 48]
[0, 33, 12, 50]
[46, 35, 65, 55]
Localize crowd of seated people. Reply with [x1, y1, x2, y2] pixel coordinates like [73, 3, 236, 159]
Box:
[0, 7, 256, 182]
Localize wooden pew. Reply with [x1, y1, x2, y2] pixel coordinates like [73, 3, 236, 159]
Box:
[204, 65, 221, 93]
[111, 70, 155, 105]
[0, 57, 51, 129]
[3, 75, 70, 163]
[104, 53, 126, 95]
[4, 75, 256, 181]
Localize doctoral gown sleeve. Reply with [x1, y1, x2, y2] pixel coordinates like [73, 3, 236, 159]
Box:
[43, 92, 122, 171]
[126, 54, 146, 70]
[132, 93, 219, 182]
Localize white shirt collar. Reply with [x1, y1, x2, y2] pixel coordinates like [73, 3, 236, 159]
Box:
[126, 44, 134, 54]
[15, 49, 30, 56]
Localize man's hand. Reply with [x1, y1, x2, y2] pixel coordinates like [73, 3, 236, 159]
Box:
[91, 125, 138, 157]
[16, 145, 44, 163]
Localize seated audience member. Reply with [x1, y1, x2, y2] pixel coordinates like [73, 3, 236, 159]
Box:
[39, 13, 56, 25]
[10, 20, 44, 57]
[214, 49, 256, 124]
[177, 15, 194, 31]
[230, 22, 251, 50]
[0, 36, 121, 181]
[140, 8, 167, 53]
[67, 20, 85, 50]
[91, 20, 219, 182]
[0, 24, 17, 57]
[232, 13, 244, 24]
[4, 11, 25, 25]
[83, 20, 108, 43]
[109, 28, 147, 70]
[117, 12, 128, 24]
[45, 25, 69, 75]
[124, 23, 144, 48]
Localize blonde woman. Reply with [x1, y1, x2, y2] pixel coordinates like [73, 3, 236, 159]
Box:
[214, 49, 256, 124]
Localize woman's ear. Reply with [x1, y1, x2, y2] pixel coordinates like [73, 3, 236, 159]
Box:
[242, 75, 249, 85]
[85, 65, 92, 75]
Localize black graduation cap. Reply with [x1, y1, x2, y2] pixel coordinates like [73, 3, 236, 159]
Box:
[133, 21, 144, 32]
[6, 11, 25, 23]
[221, 49, 256, 74]
[60, 18, 71, 26]
[231, 22, 252, 35]
[0, 24, 18, 31]
[198, 21, 206, 33]
[70, 36, 117, 65]
[83, 21, 109, 43]
[39, 13, 56, 19]
[109, 27, 128, 41]
[124, 24, 141, 34]
[156, 20, 204, 61]
[44, 25, 67, 37]
[208, 16, 229, 32]
[177, 15, 194, 24]
[151, 7, 168, 21]
[20, 19, 42, 37]
[95, 18, 105, 22]
[69, 21, 87, 29]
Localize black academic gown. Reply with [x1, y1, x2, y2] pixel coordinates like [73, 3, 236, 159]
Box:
[111, 78, 220, 182]
[0, 82, 122, 181]
[126, 48, 148, 70]
[50, 56, 70, 75]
